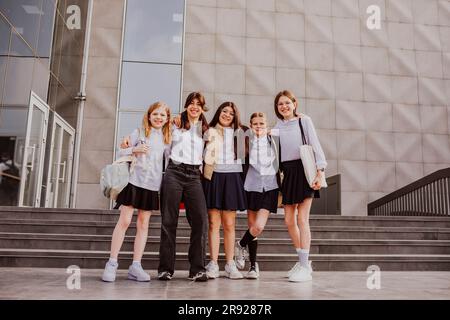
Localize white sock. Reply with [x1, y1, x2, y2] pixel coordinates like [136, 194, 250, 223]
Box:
[132, 260, 141, 267]
[299, 249, 309, 268]
[108, 257, 118, 266]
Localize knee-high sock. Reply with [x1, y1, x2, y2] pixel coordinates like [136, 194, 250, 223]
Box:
[248, 239, 258, 267]
[239, 229, 256, 247]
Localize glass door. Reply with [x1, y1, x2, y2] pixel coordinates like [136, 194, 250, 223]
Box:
[44, 113, 75, 208]
[19, 92, 49, 207]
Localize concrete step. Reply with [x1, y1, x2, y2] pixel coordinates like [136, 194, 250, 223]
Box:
[1, 248, 449, 271]
[1, 207, 450, 227]
[1, 219, 450, 240]
[1, 232, 450, 254]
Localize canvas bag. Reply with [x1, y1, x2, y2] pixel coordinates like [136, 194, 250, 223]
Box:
[298, 118, 327, 189]
[100, 156, 136, 200]
[100, 129, 141, 200]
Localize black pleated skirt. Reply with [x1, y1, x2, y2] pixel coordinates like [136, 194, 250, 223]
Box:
[115, 183, 159, 211]
[246, 189, 279, 214]
[202, 172, 247, 211]
[280, 159, 320, 205]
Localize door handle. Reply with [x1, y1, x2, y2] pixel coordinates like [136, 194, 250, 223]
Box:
[58, 161, 66, 183]
[26, 144, 36, 172]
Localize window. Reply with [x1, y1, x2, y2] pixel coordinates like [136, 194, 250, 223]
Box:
[123, 0, 184, 64]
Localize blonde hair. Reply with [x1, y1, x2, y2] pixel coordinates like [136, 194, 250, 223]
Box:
[250, 112, 267, 125]
[142, 101, 172, 144]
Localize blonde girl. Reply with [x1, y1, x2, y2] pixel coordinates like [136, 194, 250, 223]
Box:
[234, 112, 279, 279]
[102, 101, 172, 282]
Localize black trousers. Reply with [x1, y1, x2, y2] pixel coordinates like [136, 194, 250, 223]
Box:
[158, 161, 208, 276]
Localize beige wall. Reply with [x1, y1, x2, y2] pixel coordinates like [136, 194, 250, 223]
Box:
[76, 0, 125, 209]
[182, 0, 450, 215]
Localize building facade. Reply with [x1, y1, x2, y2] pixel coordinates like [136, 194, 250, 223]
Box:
[0, 0, 449, 215]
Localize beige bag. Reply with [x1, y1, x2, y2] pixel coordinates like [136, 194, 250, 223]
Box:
[203, 127, 222, 180]
[299, 119, 327, 188]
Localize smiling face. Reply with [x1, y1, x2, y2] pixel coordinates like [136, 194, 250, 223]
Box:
[149, 106, 168, 129]
[250, 116, 267, 137]
[276, 95, 297, 120]
[186, 98, 203, 120]
[218, 106, 235, 127]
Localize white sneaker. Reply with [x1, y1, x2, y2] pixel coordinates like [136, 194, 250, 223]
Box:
[127, 263, 151, 282]
[205, 260, 220, 279]
[285, 261, 313, 278]
[288, 266, 312, 282]
[245, 263, 259, 279]
[102, 260, 118, 282]
[234, 241, 248, 270]
[224, 261, 244, 279]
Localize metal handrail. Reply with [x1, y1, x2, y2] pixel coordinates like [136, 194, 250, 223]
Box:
[368, 168, 450, 216]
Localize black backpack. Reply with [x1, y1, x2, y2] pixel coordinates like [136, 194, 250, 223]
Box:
[1, 162, 20, 192]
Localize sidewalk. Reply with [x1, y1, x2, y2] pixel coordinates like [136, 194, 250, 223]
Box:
[0, 268, 449, 300]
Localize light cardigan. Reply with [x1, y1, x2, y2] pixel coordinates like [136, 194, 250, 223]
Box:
[272, 113, 327, 170]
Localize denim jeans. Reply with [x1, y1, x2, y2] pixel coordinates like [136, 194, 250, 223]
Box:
[158, 160, 208, 276]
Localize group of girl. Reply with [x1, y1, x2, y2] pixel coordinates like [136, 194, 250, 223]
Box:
[101, 89, 327, 284]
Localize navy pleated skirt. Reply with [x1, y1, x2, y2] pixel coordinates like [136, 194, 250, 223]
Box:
[246, 188, 279, 214]
[202, 172, 247, 211]
[116, 183, 159, 211]
[280, 159, 320, 205]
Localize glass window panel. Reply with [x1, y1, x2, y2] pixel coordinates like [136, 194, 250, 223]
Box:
[31, 58, 50, 102]
[0, 15, 11, 55]
[124, 0, 184, 64]
[2, 56, 34, 106]
[0, 0, 43, 52]
[37, 0, 56, 59]
[0, 106, 28, 137]
[116, 111, 143, 157]
[10, 28, 34, 56]
[0, 56, 7, 106]
[119, 62, 181, 114]
[49, 12, 63, 80]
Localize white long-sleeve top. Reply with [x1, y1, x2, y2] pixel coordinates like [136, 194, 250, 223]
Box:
[244, 133, 279, 192]
[119, 127, 169, 191]
[170, 122, 204, 165]
[272, 114, 327, 170]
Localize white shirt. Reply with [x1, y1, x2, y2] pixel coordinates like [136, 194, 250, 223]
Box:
[170, 123, 204, 165]
[119, 128, 169, 191]
[214, 128, 242, 173]
[272, 114, 327, 170]
[244, 134, 279, 193]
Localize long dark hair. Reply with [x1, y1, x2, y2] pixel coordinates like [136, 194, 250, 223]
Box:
[209, 101, 242, 130]
[208, 101, 247, 161]
[180, 92, 209, 135]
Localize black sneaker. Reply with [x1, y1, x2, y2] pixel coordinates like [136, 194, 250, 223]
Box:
[158, 271, 172, 281]
[188, 271, 208, 282]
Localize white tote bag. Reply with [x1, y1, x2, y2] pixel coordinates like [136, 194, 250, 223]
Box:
[299, 119, 327, 188]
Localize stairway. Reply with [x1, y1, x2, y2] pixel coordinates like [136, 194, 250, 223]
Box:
[1, 206, 450, 271]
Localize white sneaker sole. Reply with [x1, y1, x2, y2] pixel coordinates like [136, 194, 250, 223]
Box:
[206, 272, 219, 279]
[288, 275, 312, 282]
[225, 272, 244, 280]
[127, 273, 150, 282]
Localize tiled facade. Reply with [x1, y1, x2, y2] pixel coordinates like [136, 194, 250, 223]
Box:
[181, 0, 450, 215]
[76, 0, 125, 209]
